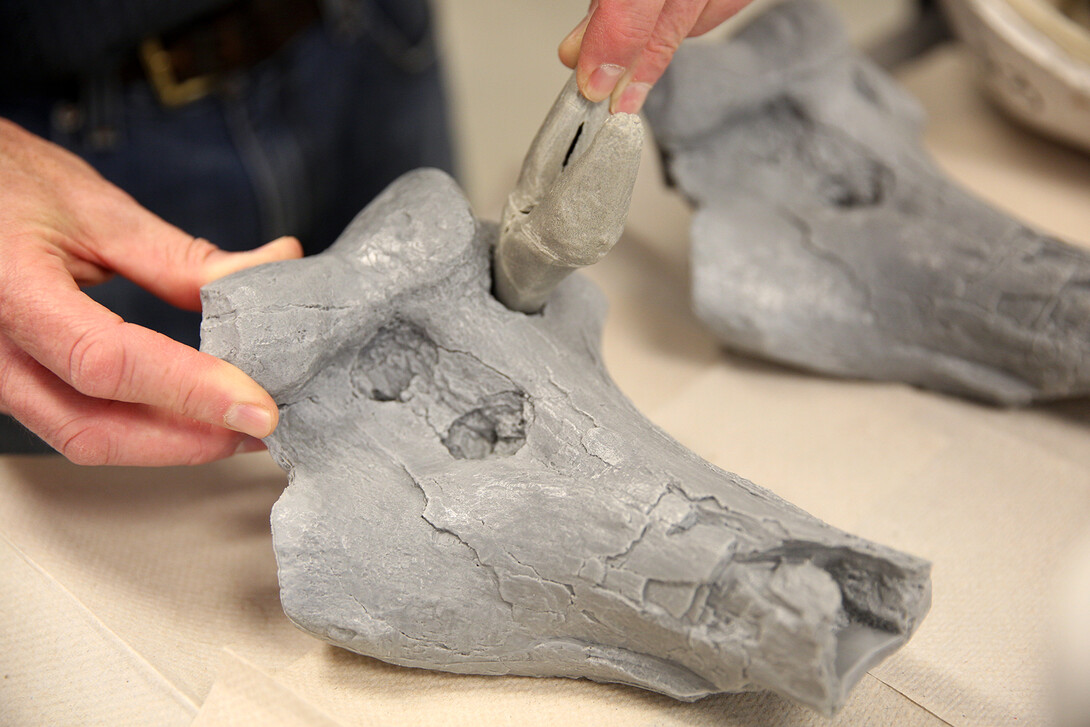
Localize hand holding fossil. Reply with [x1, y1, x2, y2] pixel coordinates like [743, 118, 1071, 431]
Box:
[0, 118, 300, 464]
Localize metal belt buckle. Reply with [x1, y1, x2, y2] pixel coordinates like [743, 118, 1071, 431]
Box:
[139, 37, 217, 107]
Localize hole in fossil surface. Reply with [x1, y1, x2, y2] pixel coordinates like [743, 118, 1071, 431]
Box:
[351, 322, 439, 401]
[823, 160, 891, 208]
[443, 390, 531, 460]
[351, 321, 533, 459]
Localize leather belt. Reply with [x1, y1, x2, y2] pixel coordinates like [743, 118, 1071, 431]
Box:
[130, 0, 321, 107]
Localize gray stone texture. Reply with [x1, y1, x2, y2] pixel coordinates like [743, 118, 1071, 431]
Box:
[201, 168, 929, 715]
[644, 0, 1090, 405]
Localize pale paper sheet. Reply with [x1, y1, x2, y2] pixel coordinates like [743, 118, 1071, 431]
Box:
[2, 41, 1088, 727]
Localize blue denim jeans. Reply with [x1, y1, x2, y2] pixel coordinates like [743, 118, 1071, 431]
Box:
[0, 2, 454, 452]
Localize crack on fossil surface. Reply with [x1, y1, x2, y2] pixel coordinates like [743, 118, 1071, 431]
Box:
[404, 464, 518, 618]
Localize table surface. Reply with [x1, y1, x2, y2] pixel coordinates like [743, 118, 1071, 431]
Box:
[3, 31, 1090, 727]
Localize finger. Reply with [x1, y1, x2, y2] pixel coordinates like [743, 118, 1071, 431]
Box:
[94, 209, 303, 311]
[559, 1, 597, 68]
[574, 0, 667, 103]
[610, 0, 708, 114]
[3, 118, 302, 309]
[0, 333, 262, 465]
[0, 252, 278, 439]
[611, 0, 752, 113]
[689, 0, 750, 36]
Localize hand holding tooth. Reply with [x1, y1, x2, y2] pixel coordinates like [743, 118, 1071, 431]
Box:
[494, 75, 644, 314]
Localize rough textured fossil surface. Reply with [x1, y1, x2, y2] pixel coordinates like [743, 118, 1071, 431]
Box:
[644, 0, 1090, 405]
[200, 169, 930, 715]
[494, 75, 643, 313]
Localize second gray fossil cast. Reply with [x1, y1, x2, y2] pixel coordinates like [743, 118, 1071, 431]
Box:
[644, 0, 1090, 405]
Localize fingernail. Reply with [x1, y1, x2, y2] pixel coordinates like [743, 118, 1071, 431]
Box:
[584, 64, 625, 102]
[225, 403, 274, 438]
[234, 435, 267, 455]
[613, 81, 652, 114]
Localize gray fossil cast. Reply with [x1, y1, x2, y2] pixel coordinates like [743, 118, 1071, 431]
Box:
[643, 0, 1090, 405]
[201, 162, 930, 715]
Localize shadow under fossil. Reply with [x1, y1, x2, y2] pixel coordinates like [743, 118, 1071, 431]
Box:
[315, 643, 839, 727]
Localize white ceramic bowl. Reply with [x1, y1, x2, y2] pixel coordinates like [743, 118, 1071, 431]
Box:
[942, 0, 1090, 152]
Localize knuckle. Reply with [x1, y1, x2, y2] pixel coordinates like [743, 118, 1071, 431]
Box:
[643, 33, 682, 63]
[66, 322, 130, 399]
[177, 378, 204, 420]
[596, 1, 657, 46]
[0, 360, 18, 416]
[53, 417, 116, 466]
[0, 240, 35, 320]
[606, 22, 654, 51]
[182, 236, 219, 268]
[183, 426, 231, 466]
[0, 340, 16, 408]
[0, 373, 11, 417]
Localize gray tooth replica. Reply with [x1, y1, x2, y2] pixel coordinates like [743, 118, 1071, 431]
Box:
[200, 99, 930, 717]
[643, 0, 1090, 406]
[495, 75, 643, 313]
